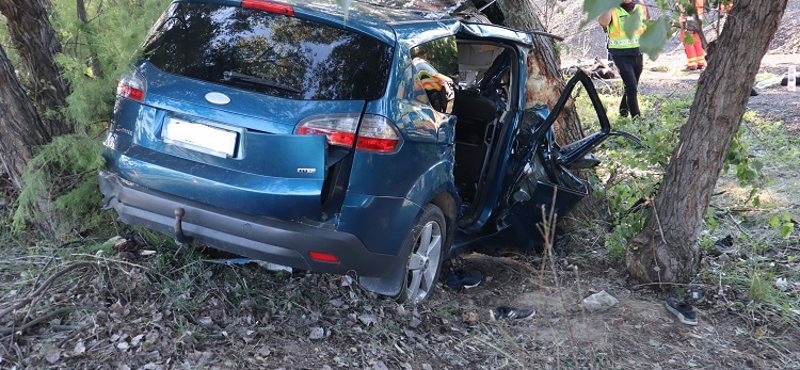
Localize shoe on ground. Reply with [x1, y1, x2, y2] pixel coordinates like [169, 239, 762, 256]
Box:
[490, 306, 535, 321]
[445, 269, 482, 289]
[665, 297, 697, 325]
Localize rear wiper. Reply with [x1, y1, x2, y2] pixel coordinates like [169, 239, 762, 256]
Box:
[222, 71, 301, 94]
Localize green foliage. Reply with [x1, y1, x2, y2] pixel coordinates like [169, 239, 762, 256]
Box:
[7, 1, 171, 235]
[52, 0, 172, 133]
[769, 214, 795, 238]
[580, 0, 678, 60]
[639, 17, 673, 59]
[580, 0, 620, 28]
[579, 89, 776, 259]
[580, 93, 686, 256]
[12, 135, 106, 235]
[622, 7, 644, 38]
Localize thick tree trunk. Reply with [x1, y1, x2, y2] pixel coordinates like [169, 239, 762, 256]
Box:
[0, 0, 72, 138]
[495, 0, 585, 144]
[626, 0, 788, 284]
[0, 46, 51, 190]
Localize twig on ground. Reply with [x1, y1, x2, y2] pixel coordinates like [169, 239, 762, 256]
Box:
[472, 325, 527, 369]
[535, 187, 592, 369]
[0, 307, 75, 335]
[726, 212, 753, 237]
[0, 262, 94, 321]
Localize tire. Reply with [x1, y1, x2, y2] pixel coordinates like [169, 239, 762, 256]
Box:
[395, 204, 447, 304]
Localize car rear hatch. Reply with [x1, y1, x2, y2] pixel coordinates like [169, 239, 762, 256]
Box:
[109, 0, 394, 219]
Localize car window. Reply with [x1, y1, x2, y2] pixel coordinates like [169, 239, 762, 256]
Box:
[410, 37, 458, 78]
[142, 3, 393, 101]
[409, 37, 457, 114]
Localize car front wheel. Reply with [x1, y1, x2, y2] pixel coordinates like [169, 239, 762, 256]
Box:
[396, 204, 446, 304]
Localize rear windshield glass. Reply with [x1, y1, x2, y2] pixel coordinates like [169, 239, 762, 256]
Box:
[142, 3, 393, 100]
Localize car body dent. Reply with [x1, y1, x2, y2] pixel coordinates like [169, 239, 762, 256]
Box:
[392, 21, 461, 50]
[458, 22, 533, 46]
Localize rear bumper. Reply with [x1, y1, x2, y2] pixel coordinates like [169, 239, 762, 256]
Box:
[98, 171, 398, 278]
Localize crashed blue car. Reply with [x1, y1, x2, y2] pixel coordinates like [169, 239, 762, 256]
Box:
[99, 0, 632, 303]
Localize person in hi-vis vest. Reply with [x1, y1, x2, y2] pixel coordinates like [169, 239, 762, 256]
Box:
[679, 0, 706, 70]
[598, 0, 648, 118]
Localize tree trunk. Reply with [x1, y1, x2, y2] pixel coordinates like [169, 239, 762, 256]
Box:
[0, 46, 51, 190]
[626, 0, 788, 284]
[495, 0, 585, 145]
[0, 0, 72, 138]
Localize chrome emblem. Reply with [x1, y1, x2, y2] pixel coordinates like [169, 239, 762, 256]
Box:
[297, 168, 317, 174]
[205, 92, 231, 105]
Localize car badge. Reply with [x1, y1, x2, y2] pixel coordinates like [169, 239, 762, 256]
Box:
[297, 168, 317, 174]
[205, 92, 231, 105]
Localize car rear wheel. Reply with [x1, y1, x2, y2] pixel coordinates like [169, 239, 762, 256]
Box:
[395, 204, 446, 304]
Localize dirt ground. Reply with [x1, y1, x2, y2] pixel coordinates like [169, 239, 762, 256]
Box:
[1, 2, 799, 370]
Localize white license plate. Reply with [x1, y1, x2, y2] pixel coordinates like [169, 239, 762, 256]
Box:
[162, 118, 238, 158]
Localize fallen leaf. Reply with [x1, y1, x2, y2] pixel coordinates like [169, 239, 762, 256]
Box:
[131, 334, 145, 346]
[74, 341, 86, 354]
[44, 346, 61, 363]
[198, 317, 214, 326]
[358, 313, 377, 326]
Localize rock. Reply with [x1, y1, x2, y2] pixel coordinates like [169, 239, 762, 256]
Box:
[581, 290, 619, 311]
[309, 327, 325, 340]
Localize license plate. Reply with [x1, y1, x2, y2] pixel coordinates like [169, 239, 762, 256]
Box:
[162, 118, 238, 158]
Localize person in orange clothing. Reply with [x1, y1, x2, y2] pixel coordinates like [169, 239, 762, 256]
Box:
[719, 0, 733, 14]
[679, 0, 706, 70]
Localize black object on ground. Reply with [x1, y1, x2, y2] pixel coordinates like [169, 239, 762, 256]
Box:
[490, 306, 536, 321]
[445, 269, 483, 289]
[665, 297, 698, 326]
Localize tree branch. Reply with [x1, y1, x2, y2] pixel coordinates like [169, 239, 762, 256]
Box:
[0, 262, 93, 321]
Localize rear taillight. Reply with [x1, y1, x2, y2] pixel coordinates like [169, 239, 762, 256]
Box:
[295, 114, 401, 153]
[355, 115, 401, 152]
[296, 114, 359, 147]
[242, 0, 295, 15]
[116, 69, 146, 102]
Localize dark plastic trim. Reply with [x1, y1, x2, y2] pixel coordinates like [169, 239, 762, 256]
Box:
[99, 171, 398, 278]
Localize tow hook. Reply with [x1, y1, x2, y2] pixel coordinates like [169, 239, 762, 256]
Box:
[174, 207, 190, 244]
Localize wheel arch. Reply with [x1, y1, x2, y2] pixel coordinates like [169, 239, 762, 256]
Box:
[428, 191, 457, 258]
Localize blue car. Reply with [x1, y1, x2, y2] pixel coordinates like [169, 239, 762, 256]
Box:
[99, 0, 634, 303]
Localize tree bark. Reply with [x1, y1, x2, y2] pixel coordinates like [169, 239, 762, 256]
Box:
[0, 46, 51, 190]
[495, 0, 585, 145]
[626, 0, 789, 284]
[0, 0, 72, 138]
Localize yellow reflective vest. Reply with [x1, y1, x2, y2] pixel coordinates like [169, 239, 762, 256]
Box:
[607, 3, 648, 49]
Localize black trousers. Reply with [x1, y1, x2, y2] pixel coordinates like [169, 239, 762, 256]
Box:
[610, 53, 643, 117]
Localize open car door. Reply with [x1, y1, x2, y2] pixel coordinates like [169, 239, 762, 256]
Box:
[490, 69, 644, 250]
